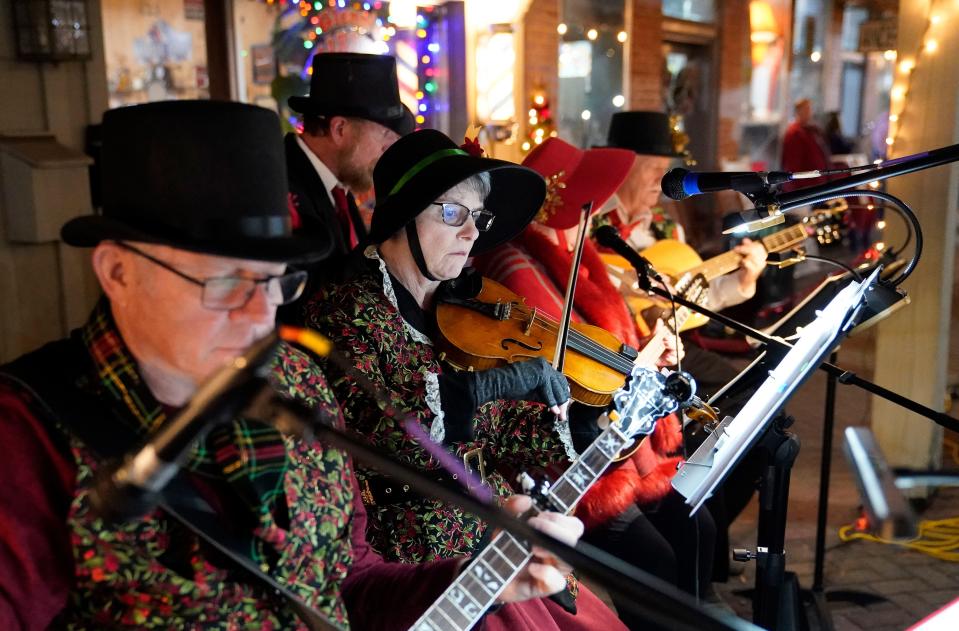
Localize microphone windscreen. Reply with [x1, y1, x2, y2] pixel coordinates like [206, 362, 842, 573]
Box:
[661, 168, 690, 201]
[593, 224, 620, 249]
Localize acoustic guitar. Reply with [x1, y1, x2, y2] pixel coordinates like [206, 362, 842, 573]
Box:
[602, 210, 844, 333]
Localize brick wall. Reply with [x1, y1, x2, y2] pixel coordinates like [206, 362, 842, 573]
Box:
[626, 0, 664, 111]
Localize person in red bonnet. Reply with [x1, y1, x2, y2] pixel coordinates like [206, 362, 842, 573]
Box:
[473, 137, 717, 630]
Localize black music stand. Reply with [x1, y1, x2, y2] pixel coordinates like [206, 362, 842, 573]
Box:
[672, 268, 879, 630]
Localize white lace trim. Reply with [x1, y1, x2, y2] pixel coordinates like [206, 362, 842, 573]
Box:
[554, 414, 577, 461]
[366, 246, 446, 443]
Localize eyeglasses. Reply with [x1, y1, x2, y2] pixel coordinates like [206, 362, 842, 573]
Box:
[115, 242, 308, 310]
[431, 202, 496, 232]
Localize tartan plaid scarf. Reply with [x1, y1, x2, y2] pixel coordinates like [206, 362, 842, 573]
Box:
[79, 299, 289, 532]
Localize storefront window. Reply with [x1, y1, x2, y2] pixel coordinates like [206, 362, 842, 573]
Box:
[837, 5, 869, 146]
[841, 5, 868, 51]
[227, 2, 468, 136]
[556, 0, 626, 148]
[662, 0, 716, 24]
[789, 0, 831, 109]
[230, 1, 394, 130]
[232, 1, 283, 110]
[101, 0, 210, 108]
[737, 0, 788, 170]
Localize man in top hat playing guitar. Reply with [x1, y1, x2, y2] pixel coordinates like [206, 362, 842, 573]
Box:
[595, 111, 768, 584]
[286, 53, 414, 262]
[595, 110, 768, 334]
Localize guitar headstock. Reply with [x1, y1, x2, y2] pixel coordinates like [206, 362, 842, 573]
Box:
[611, 365, 697, 441]
[804, 209, 845, 246]
[674, 273, 709, 307]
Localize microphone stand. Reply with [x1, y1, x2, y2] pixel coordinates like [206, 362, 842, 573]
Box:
[644, 140, 959, 628]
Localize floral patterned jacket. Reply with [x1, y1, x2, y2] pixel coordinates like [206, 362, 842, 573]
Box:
[303, 249, 576, 563]
[0, 331, 459, 630]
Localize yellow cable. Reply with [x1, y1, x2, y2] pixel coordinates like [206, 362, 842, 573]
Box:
[839, 516, 959, 562]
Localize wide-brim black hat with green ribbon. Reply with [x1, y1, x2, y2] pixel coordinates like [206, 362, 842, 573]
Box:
[602, 110, 685, 157]
[288, 52, 409, 135]
[367, 129, 546, 255]
[61, 100, 331, 264]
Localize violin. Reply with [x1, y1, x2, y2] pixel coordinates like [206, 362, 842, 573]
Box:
[434, 277, 667, 407]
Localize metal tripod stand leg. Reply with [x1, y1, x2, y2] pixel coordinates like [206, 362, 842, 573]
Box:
[752, 414, 803, 630]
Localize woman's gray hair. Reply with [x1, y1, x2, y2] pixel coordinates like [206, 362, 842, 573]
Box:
[447, 171, 491, 201]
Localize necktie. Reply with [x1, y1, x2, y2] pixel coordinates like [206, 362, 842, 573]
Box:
[331, 185, 359, 249]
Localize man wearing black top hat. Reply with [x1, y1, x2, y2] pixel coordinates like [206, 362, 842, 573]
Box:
[594, 111, 767, 388]
[286, 52, 414, 261]
[0, 100, 579, 630]
[594, 110, 767, 586]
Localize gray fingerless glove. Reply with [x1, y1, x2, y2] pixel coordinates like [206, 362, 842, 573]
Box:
[469, 357, 571, 408]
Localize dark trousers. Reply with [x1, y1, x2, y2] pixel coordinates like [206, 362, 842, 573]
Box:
[681, 342, 741, 400]
[582, 491, 716, 631]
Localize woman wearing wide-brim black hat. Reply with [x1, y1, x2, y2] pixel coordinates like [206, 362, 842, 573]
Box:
[300, 129, 629, 631]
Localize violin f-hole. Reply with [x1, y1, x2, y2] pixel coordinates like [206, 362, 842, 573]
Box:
[501, 338, 544, 352]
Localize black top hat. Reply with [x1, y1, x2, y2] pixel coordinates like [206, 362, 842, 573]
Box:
[603, 111, 684, 157]
[288, 53, 407, 134]
[368, 129, 546, 255]
[61, 100, 331, 263]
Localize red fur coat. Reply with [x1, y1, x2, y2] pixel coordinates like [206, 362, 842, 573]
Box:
[473, 227, 684, 530]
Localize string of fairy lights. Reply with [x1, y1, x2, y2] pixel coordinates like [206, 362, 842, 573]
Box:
[860, 0, 946, 256]
[885, 0, 946, 157]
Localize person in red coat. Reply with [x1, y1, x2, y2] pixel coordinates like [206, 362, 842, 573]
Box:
[781, 98, 833, 190]
[473, 138, 716, 630]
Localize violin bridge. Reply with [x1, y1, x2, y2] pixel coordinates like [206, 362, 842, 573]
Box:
[523, 307, 538, 335]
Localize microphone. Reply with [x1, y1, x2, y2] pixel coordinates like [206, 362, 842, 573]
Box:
[593, 225, 665, 289]
[842, 426, 918, 541]
[662, 167, 794, 201]
[90, 332, 282, 522]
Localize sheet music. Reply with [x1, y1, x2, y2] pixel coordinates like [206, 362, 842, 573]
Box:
[672, 268, 881, 513]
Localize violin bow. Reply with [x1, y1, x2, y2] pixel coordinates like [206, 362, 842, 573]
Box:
[552, 201, 593, 372]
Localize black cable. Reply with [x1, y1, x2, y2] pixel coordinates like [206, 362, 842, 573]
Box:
[777, 189, 921, 286]
[811, 162, 882, 178]
[869, 199, 912, 257]
[801, 254, 864, 282]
